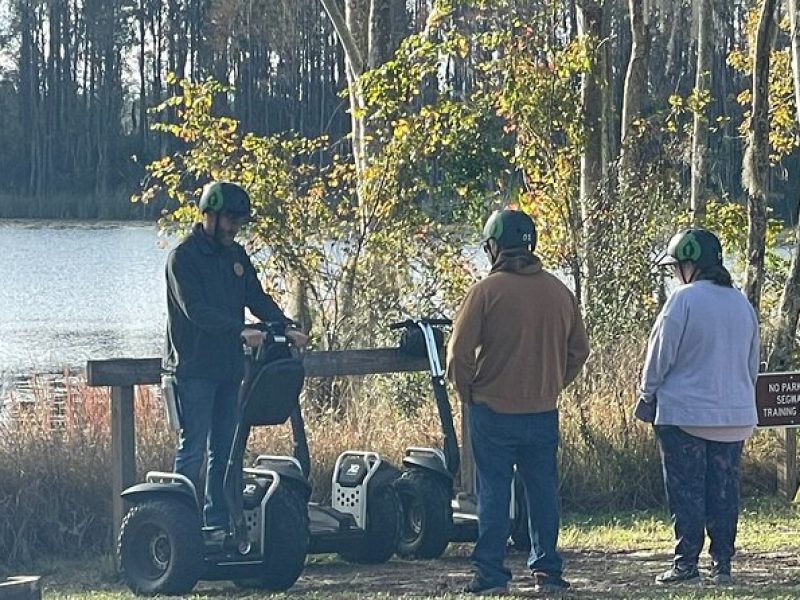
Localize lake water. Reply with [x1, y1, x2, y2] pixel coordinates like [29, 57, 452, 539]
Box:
[4, 219, 764, 403]
[0, 220, 172, 386]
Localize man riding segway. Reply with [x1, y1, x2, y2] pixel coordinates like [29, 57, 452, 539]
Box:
[116, 182, 310, 595]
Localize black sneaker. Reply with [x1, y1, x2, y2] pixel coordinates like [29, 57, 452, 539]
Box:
[463, 576, 509, 596]
[710, 562, 732, 585]
[532, 571, 571, 593]
[655, 566, 701, 585]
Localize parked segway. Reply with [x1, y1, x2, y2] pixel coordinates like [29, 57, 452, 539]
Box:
[117, 322, 309, 596]
[390, 318, 526, 559]
[259, 394, 403, 563]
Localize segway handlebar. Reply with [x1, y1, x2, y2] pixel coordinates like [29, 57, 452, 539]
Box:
[389, 317, 452, 330]
[242, 320, 302, 354]
[247, 320, 298, 335]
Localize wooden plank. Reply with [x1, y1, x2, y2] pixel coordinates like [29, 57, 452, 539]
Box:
[778, 428, 798, 502]
[0, 577, 41, 600]
[111, 386, 136, 549]
[304, 348, 429, 378]
[87, 349, 430, 387]
[87, 358, 162, 387]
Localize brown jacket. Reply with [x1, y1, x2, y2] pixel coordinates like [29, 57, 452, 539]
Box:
[446, 250, 589, 414]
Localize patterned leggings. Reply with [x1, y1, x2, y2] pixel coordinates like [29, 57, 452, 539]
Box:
[655, 425, 743, 569]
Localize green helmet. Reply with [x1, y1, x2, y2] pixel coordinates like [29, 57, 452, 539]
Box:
[656, 228, 723, 269]
[482, 209, 536, 250]
[198, 181, 252, 219]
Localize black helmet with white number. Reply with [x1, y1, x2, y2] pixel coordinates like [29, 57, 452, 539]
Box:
[482, 209, 536, 251]
[198, 182, 252, 220]
[656, 228, 723, 270]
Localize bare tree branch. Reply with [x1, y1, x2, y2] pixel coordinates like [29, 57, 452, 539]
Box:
[319, 0, 364, 77]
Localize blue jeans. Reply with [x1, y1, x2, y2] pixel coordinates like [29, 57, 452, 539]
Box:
[174, 377, 239, 528]
[655, 426, 743, 569]
[469, 404, 562, 587]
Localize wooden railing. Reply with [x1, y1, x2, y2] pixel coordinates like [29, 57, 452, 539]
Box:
[85, 349, 473, 544]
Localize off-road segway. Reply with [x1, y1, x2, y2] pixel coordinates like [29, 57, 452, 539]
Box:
[117, 322, 310, 596]
[390, 318, 527, 559]
[260, 390, 404, 563]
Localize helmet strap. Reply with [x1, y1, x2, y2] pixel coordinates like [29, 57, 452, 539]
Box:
[486, 240, 498, 264]
[677, 262, 698, 284]
[203, 211, 221, 245]
[212, 213, 222, 245]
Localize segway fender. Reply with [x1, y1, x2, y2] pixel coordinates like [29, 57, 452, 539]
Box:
[365, 461, 401, 490]
[121, 482, 198, 510]
[402, 455, 453, 481]
[251, 461, 312, 501]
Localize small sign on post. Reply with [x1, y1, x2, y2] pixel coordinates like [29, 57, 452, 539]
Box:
[756, 372, 800, 502]
[756, 372, 800, 427]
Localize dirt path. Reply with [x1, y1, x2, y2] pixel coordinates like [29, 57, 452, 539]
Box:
[39, 545, 800, 598]
[281, 548, 800, 598]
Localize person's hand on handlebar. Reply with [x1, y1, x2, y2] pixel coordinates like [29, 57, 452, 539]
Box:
[241, 328, 266, 348]
[285, 326, 309, 348]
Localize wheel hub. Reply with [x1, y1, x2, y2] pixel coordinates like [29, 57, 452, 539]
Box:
[403, 498, 424, 541]
[148, 532, 171, 571]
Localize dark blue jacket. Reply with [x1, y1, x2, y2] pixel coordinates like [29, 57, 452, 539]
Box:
[164, 223, 290, 383]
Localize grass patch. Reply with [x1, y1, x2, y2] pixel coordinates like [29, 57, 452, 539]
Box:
[561, 498, 800, 552]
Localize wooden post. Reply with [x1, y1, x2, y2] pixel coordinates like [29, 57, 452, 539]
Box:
[111, 385, 136, 547]
[778, 428, 798, 501]
[459, 403, 475, 496]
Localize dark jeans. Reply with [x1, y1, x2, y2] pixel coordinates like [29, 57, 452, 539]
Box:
[655, 425, 743, 569]
[174, 377, 239, 528]
[469, 404, 562, 587]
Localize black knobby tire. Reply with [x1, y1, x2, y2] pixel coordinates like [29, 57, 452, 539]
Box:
[234, 484, 309, 591]
[394, 469, 452, 559]
[117, 498, 204, 596]
[338, 484, 402, 564]
[510, 475, 531, 552]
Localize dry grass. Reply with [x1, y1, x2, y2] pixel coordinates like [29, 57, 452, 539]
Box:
[0, 343, 789, 572]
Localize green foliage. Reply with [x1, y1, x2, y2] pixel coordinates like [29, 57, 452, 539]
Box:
[359, 0, 590, 285]
[589, 178, 683, 338]
[133, 77, 474, 412]
[499, 31, 590, 275]
[728, 10, 799, 164]
[357, 12, 511, 221]
[133, 0, 777, 407]
[356, 0, 699, 341]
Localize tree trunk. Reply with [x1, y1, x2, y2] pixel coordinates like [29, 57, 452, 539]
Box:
[319, 0, 402, 183]
[662, 0, 684, 99]
[577, 0, 604, 309]
[690, 0, 713, 223]
[320, 0, 367, 176]
[619, 0, 649, 175]
[767, 0, 800, 371]
[600, 0, 616, 171]
[742, 0, 777, 315]
[138, 0, 147, 160]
